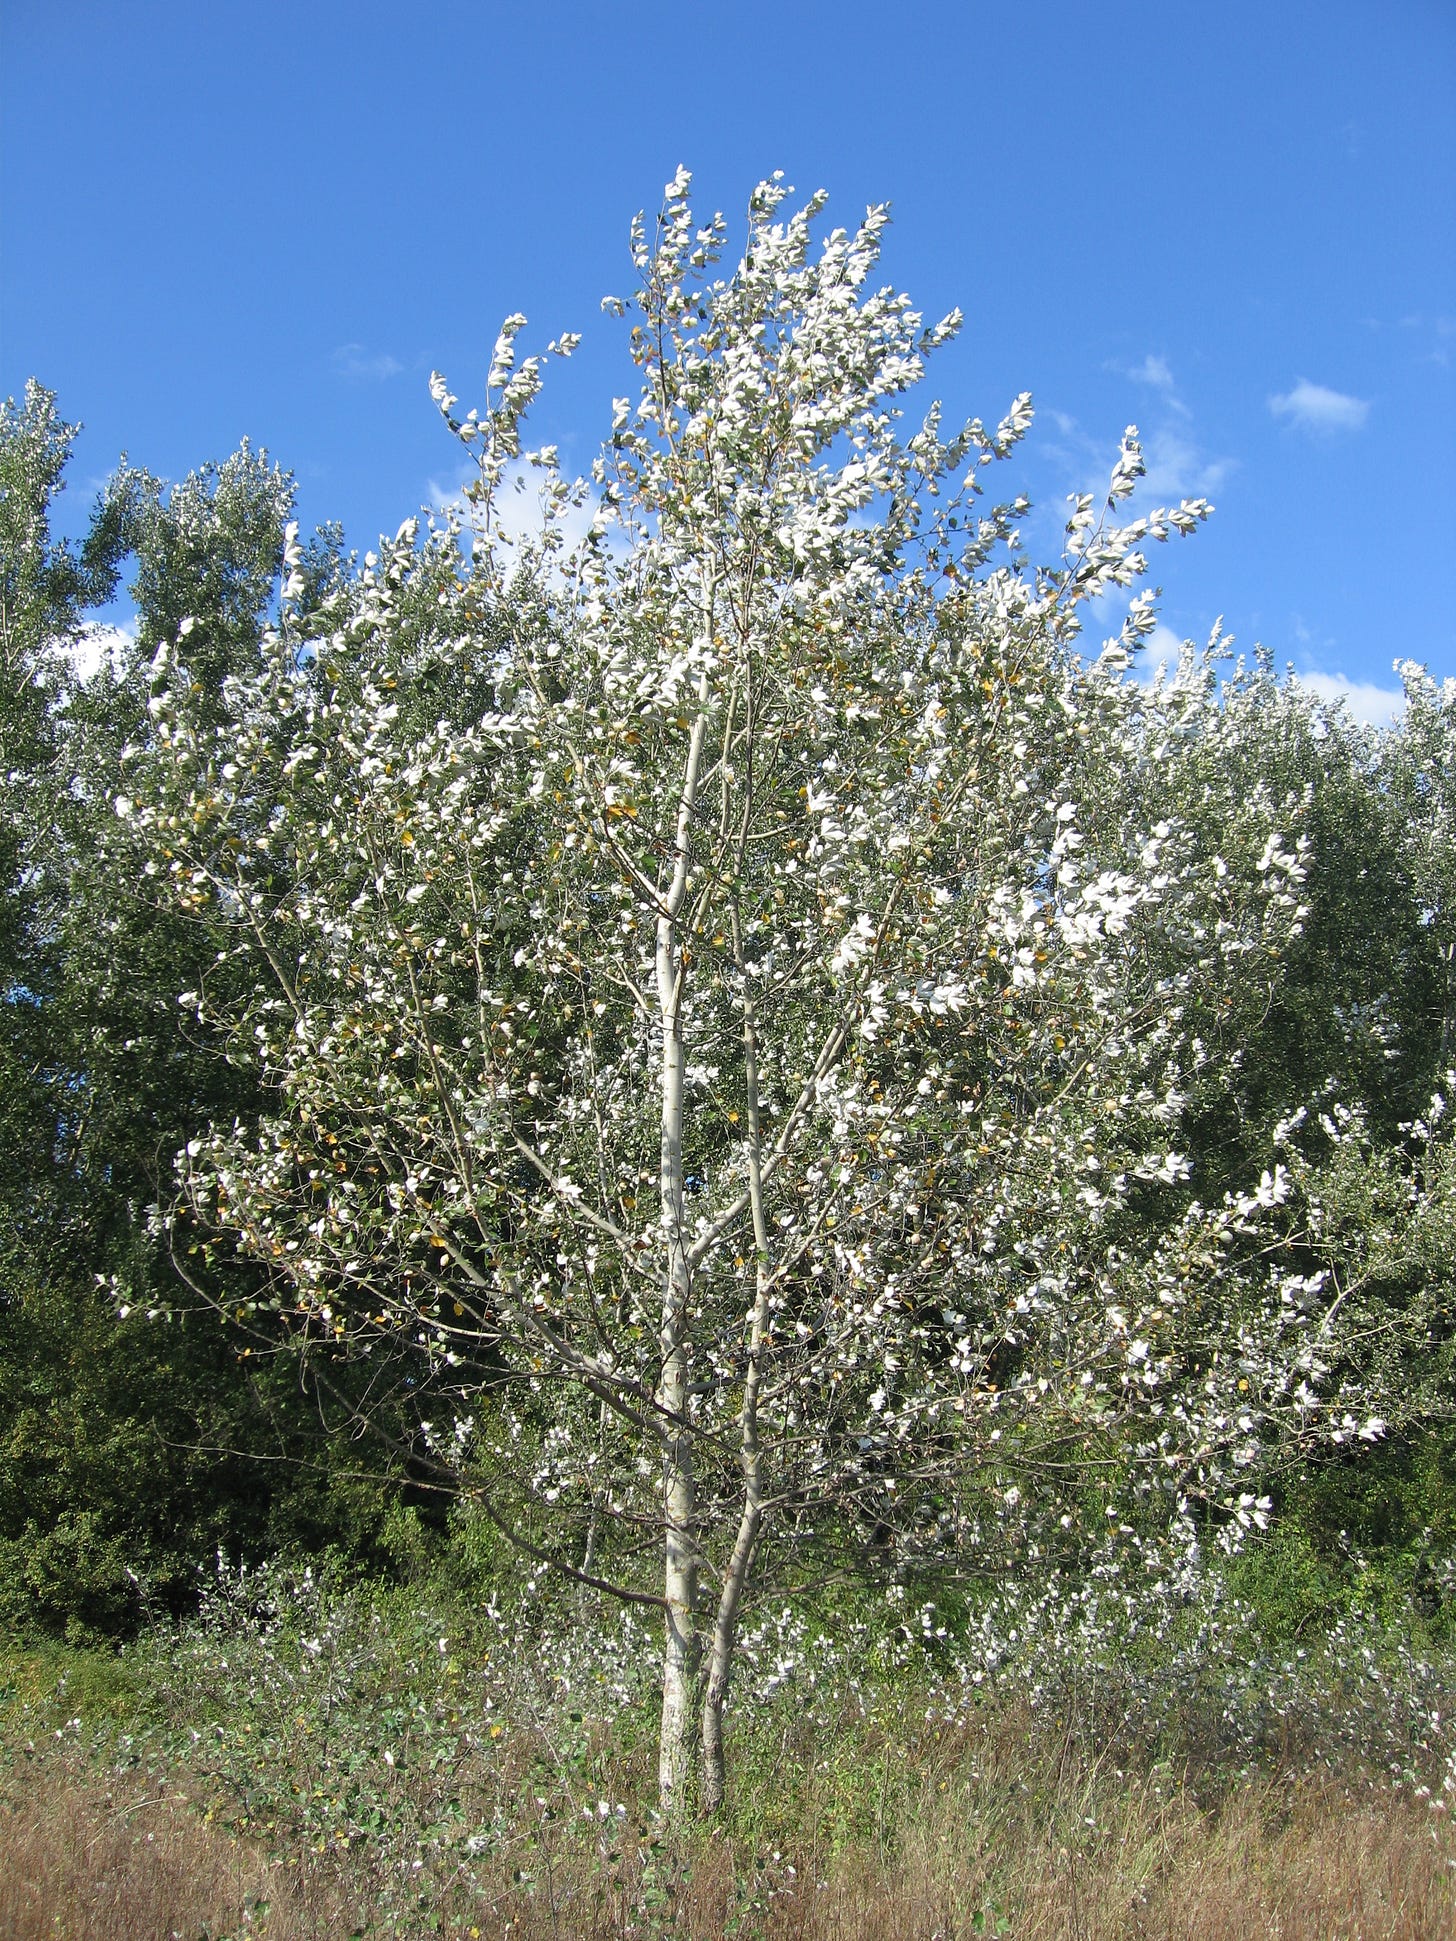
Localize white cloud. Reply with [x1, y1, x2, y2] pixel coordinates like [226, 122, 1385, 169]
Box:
[1140, 426, 1233, 499]
[1292, 669, 1403, 726]
[1144, 620, 1186, 673]
[1107, 353, 1190, 418]
[428, 457, 620, 579]
[1131, 354, 1175, 392]
[1117, 619, 1187, 690]
[1269, 378, 1370, 434]
[331, 343, 404, 382]
[58, 618, 136, 684]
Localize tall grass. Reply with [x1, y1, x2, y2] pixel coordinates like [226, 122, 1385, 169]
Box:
[6, 1717, 1450, 1938]
[4, 1559, 1454, 1937]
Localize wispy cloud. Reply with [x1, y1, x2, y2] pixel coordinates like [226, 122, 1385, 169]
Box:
[1113, 353, 1190, 416]
[331, 342, 404, 382]
[1061, 357, 1232, 507]
[1140, 426, 1234, 499]
[1269, 378, 1369, 434]
[1129, 353, 1174, 391]
[1292, 669, 1403, 726]
[1399, 313, 1454, 368]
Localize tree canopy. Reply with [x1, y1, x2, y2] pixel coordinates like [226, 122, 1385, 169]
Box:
[97, 176, 1456, 1807]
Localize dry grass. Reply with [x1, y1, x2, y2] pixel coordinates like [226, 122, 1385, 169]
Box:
[5, 1711, 1453, 1941]
[0, 1766, 286, 1940]
[0, 1762, 396, 1940]
[802, 1776, 1454, 1941]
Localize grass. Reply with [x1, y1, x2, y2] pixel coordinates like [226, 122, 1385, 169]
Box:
[3, 1563, 1455, 1938]
[5, 1710, 1451, 1938]
[1, 1768, 298, 1941]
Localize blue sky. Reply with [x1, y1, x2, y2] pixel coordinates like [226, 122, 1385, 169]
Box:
[3, 0, 1452, 715]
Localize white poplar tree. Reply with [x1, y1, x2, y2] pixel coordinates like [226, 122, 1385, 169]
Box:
[120, 174, 1419, 1809]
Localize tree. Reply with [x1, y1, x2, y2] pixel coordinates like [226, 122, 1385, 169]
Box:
[0, 382, 126, 674]
[122, 174, 1433, 1808]
[0, 382, 126, 1188]
[0, 397, 405, 1635]
[1387, 662, 1456, 1074]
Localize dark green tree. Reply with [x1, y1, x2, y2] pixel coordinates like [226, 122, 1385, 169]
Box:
[0, 390, 409, 1637]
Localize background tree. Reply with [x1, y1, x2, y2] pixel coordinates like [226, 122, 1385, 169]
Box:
[1388, 663, 1456, 1074]
[0, 394, 407, 1634]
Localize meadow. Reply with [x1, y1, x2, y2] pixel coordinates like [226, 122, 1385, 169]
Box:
[4, 1555, 1454, 1939]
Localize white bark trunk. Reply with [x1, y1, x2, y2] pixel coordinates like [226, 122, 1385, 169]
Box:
[657, 1313, 698, 1806]
[702, 906, 772, 1815]
[655, 668, 712, 1810]
[701, 1428, 760, 1814]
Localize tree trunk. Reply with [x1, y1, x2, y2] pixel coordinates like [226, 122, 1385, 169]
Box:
[657, 992, 698, 1808]
[701, 1488, 759, 1813]
[658, 1333, 699, 1807]
[702, 909, 771, 1815]
[656, 942, 700, 1806]
[654, 667, 712, 1810]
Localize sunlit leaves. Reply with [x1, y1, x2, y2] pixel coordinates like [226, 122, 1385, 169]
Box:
[118, 178, 1454, 1773]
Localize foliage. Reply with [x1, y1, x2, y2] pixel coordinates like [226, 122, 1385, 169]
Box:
[0, 381, 124, 676]
[2, 174, 1454, 1842]
[116, 173, 1454, 1807]
[0, 389, 406, 1637]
